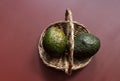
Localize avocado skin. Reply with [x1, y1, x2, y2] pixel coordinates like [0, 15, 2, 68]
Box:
[43, 27, 67, 58]
[74, 33, 100, 59]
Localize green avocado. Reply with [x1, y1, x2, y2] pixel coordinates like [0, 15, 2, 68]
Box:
[43, 26, 67, 58]
[74, 33, 100, 59]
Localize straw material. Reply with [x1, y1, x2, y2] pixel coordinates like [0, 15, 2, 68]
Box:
[38, 21, 92, 74]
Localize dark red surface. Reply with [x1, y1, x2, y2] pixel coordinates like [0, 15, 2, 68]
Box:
[0, 0, 120, 81]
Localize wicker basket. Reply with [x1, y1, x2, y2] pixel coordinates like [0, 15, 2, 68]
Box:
[38, 10, 92, 75]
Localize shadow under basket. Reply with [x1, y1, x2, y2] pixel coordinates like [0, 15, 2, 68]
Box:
[38, 21, 92, 74]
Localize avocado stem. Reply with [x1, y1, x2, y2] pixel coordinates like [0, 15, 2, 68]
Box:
[65, 9, 74, 75]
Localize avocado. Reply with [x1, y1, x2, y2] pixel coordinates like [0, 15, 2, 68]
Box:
[43, 26, 67, 58]
[74, 33, 100, 59]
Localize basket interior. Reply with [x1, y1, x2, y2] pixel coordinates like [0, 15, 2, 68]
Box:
[38, 21, 92, 71]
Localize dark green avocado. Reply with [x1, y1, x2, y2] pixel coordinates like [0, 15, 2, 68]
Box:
[74, 33, 100, 59]
[43, 26, 67, 58]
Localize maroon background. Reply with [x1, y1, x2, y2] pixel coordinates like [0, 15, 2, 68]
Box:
[0, 0, 120, 81]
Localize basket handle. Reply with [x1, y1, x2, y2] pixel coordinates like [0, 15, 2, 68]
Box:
[65, 9, 74, 75]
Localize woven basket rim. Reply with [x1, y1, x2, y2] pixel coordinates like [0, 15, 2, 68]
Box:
[38, 21, 92, 71]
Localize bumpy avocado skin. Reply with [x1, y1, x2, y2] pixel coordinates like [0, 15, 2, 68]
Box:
[74, 33, 100, 59]
[43, 27, 67, 58]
